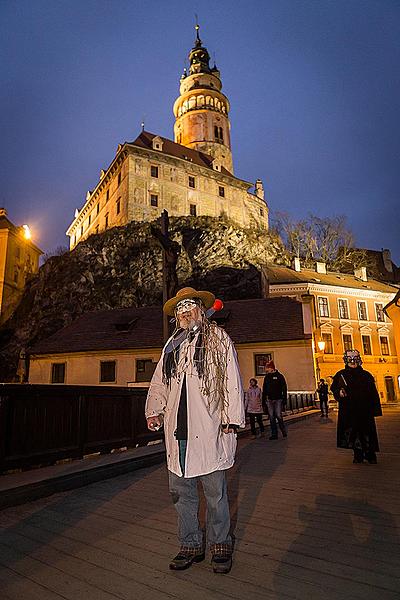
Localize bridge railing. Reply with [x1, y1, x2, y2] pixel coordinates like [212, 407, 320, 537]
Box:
[0, 384, 162, 473]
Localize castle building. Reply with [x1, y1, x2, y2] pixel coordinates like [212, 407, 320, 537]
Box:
[0, 208, 43, 324]
[66, 27, 268, 250]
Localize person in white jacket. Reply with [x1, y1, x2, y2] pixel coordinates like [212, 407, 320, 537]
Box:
[146, 287, 245, 574]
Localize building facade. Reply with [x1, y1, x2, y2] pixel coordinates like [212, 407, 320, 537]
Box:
[265, 263, 399, 403]
[66, 28, 267, 250]
[0, 208, 42, 324]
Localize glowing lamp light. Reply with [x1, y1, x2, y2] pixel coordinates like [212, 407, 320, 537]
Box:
[317, 340, 326, 352]
[22, 225, 31, 240]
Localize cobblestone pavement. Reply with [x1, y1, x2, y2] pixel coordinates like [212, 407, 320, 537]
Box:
[0, 408, 399, 599]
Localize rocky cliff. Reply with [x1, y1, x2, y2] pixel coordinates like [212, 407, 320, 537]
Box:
[0, 216, 286, 381]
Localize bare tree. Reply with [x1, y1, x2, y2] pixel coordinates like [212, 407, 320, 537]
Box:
[272, 212, 369, 272]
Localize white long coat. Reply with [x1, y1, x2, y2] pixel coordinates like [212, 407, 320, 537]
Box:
[145, 327, 245, 478]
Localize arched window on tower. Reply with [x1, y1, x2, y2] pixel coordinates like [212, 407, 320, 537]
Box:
[214, 126, 224, 143]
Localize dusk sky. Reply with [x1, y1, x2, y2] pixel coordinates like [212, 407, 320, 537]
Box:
[1, 0, 399, 263]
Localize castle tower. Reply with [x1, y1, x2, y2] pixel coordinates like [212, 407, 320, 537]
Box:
[173, 24, 234, 174]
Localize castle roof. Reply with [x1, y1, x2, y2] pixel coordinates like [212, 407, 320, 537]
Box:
[29, 297, 309, 355]
[129, 131, 233, 177]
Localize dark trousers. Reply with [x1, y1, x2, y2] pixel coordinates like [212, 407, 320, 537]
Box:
[319, 397, 328, 417]
[248, 413, 264, 435]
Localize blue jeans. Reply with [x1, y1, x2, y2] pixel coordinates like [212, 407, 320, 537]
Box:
[267, 399, 287, 437]
[168, 468, 232, 549]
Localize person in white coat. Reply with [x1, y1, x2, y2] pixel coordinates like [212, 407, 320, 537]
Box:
[146, 287, 245, 574]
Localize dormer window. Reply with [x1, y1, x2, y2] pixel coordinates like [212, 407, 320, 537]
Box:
[152, 136, 163, 151]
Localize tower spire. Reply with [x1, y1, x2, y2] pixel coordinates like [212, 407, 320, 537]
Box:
[194, 15, 201, 46]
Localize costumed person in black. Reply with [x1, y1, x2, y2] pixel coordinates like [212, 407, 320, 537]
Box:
[331, 349, 382, 464]
[262, 360, 288, 440]
[317, 378, 329, 418]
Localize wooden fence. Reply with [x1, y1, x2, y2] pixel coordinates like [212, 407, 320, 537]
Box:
[0, 384, 162, 473]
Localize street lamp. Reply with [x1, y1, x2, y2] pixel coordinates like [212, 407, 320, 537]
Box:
[317, 340, 326, 352]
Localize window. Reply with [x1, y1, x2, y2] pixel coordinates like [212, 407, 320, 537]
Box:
[136, 359, 157, 382]
[116, 198, 121, 214]
[188, 176, 195, 188]
[88, 214, 91, 226]
[118, 172, 121, 186]
[254, 353, 273, 376]
[51, 363, 65, 384]
[190, 204, 197, 216]
[150, 194, 158, 207]
[342, 334, 353, 352]
[151, 165, 158, 178]
[106, 189, 109, 202]
[96, 203, 99, 215]
[218, 186, 225, 197]
[380, 336, 390, 355]
[357, 301, 368, 321]
[105, 213, 109, 228]
[80, 225, 84, 237]
[214, 125, 224, 142]
[338, 299, 349, 320]
[100, 360, 116, 383]
[375, 303, 385, 322]
[260, 208, 264, 217]
[318, 297, 330, 318]
[362, 335, 372, 355]
[95, 225, 99, 235]
[15, 246, 21, 259]
[322, 333, 333, 354]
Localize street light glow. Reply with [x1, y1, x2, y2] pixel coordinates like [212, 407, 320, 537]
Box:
[317, 340, 326, 352]
[22, 224, 31, 239]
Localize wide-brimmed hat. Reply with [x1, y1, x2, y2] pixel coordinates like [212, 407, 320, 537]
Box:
[163, 287, 215, 316]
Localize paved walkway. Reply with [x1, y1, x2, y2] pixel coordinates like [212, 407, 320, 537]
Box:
[0, 407, 399, 599]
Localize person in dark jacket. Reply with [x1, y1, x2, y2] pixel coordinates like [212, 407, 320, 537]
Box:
[317, 379, 329, 418]
[262, 360, 288, 440]
[331, 349, 382, 464]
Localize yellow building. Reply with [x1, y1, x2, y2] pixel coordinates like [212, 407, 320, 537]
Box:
[66, 27, 268, 250]
[28, 298, 316, 394]
[265, 262, 400, 403]
[0, 208, 42, 324]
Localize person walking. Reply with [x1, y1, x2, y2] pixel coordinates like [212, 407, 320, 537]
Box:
[317, 378, 329, 418]
[245, 378, 264, 439]
[331, 349, 382, 464]
[262, 360, 288, 440]
[145, 287, 245, 574]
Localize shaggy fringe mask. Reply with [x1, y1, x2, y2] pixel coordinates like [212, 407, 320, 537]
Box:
[163, 303, 231, 423]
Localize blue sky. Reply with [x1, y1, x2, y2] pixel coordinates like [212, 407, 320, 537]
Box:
[1, 0, 399, 263]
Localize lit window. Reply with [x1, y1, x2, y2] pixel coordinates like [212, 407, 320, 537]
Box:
[357, 301, 368, 320]
[190, 204, 197, 216]
[150, 194, 158, 207]
[188, 176, 195, 188]
[100, 360, 116, 383]
[380, 336, 390, 355]
[136, 359, 156, 382]
[51, 363, 65, 383]
[318, 297, 330, 318]
[219, 186, 225, 197]
[362, 335, 372, 355]
[151, 165, 159, 178]
[116, 198, 121, 215]
[338, 299, 349, 320]
[375, 303, 385, 322]
[322, 333, 333, 354]
[343, 334, 353, 351]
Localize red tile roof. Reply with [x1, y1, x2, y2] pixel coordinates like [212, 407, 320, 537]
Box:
[29, 297, 308, 355]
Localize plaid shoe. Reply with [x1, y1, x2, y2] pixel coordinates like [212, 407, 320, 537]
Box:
[169, 546, 205, 570]
[210, 543, 232, 574]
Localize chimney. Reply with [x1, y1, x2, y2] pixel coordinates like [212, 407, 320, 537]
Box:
[382, 249, 393, 273]
[316, 261, 326, 274]
[292, 257, 301, 272]
[354, 266, 368, 281]
[255, 179, 264, 200]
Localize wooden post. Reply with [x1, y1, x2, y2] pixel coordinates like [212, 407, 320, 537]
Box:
[161, 210, 169, 343]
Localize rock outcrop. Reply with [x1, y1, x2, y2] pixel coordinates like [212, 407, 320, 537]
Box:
[0, 216, 286, 381]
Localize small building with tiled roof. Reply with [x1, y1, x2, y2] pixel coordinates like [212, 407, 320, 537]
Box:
[66, 27, 268, 250]
[263, 262, 400, 402]
[28, 297, 316, 393]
